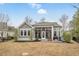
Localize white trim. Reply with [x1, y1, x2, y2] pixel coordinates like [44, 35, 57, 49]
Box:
[33, 26, 53, 27]
[19, 28, 31, 37]
[41, 31, 46, 39]
[52, 26, 54, 41]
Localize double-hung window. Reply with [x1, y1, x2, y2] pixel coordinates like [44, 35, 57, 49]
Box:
[21, 30, 23, 36]
[20, 29, 30, 37]
[24, 30, 26, 36]
[20, 30, 27, 36]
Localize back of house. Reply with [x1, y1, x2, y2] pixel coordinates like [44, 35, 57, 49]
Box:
[17, 21, 62, 41]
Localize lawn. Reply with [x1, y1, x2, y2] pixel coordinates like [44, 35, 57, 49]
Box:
[0, 40, 79, 56]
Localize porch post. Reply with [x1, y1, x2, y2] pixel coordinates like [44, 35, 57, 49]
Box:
[32, 27, 35, 40]
[57, 28, 60, 41]
[52, 26, 54, 41]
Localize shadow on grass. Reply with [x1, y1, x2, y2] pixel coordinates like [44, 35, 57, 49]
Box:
[0, 38, 14, 41]
[62, 41, 74, 44]
[15, 40, 41, 42]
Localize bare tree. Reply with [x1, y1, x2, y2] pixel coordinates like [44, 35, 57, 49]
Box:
[0, 12, 9, 41]
[68, 20, 74, 31]
[0, 13, 4, 22]
[40, 17, 46, 22]
[60, 14, 68, 32]
[0, 13, 9, 23]
[72, 4, 79, 9]
[25, 16, 32, 24]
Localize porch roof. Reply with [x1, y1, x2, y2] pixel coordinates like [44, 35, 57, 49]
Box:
[32, 22, 62, 27]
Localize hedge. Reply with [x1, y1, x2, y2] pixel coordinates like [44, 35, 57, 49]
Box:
[63, 32, 72, 43]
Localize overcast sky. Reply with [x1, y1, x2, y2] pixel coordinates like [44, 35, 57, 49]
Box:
[0, 3, 77, 27]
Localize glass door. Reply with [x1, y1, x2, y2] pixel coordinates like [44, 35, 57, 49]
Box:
[41, 31, 46, 39]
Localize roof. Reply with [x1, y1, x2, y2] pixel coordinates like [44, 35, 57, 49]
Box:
[32, 22, 62, 27]
[8, 26, 16, 32]
[0, 22, 8, 31]
[0, 22, 16, 31]
[19, 21, 32, 28]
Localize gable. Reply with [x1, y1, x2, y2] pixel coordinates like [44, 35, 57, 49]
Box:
[19, 22, 32, 29]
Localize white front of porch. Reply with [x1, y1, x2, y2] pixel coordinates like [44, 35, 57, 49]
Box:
[33, 26, 62, 41]
[33, 26, 54, 41]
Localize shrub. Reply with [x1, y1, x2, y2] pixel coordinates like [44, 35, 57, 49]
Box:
[7, 36, 14, 40]
[63, 32, 72, 43]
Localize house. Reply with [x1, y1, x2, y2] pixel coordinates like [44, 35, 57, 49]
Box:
[17, 21, 33, 41]
[0, 22, 8, 40]
[0, 22, 16, 41]
[17, 21, 62, 41]
[8, 26, 16, 38]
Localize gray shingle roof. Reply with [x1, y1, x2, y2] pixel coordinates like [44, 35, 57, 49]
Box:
[32, 22, 62, 27]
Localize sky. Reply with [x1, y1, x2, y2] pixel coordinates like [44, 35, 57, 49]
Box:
[0, 3, 77, 27]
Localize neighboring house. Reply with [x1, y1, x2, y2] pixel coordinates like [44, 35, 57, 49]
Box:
[0, 22, 8, 40]
[17, 21, 62, 41]
[8, 26, 16, 38]
[0, 22, 15, 41]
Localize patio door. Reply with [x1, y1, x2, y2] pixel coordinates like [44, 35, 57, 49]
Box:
[41, 31, 46, 39]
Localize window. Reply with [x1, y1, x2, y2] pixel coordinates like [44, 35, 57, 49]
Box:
[21, 30, 23, 36]
[24, 30, 26, 36]
[54, 31, 57, 36]
[20, 29, 31, 37]
[38, 30, 41, 38]
[20, 30, 27, 36]
[28, 30, 30, 36]
[35, 31, 37, 38]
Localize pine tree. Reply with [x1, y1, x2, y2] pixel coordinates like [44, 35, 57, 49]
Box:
[71, 9, 79, 41]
